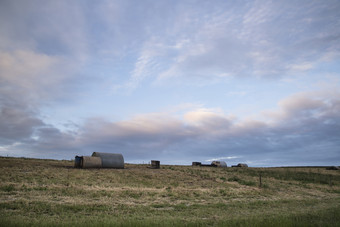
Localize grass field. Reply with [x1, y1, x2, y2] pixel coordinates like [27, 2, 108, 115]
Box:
[0, 157, 339, 226]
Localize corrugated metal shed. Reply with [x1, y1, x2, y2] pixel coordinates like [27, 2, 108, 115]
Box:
[81, 156, 102, 168]
[211, 161, 227, 167]
[92, 152, 124, 169]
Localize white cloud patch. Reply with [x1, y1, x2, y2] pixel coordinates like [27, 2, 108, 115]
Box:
[288, 62, 314, 72]
[205, 156, 241, 162]
[0, 50, 70, 103]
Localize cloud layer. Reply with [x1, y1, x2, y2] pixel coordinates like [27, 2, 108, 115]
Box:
[1, 87, 339, 166]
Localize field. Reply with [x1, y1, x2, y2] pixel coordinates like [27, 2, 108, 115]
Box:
[0, 157, 339, 226]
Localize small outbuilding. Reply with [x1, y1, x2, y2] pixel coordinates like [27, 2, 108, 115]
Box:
[232, 163, 248, 168]
[148, 160, 160, 169]
[211, 161, 227, 167]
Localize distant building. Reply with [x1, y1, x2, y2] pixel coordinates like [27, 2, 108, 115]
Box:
[211, 161, 227, 167]
[232, 163, 248, 168]
[148, 160, 160, 169]
[192, 162, 202, 166]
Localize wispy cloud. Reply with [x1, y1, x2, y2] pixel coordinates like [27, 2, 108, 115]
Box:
[205, 156, 241, 162]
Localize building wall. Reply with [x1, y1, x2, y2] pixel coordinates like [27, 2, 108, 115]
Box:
[81, 156, 102, 168]
[92, 152, 124, 169]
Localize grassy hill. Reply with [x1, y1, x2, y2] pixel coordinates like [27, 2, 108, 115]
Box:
[0, 157, 339, 226]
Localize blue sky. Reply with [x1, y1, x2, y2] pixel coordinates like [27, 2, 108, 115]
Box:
[0, 0, 340, 166]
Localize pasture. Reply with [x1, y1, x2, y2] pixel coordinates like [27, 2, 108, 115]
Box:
[0, 157, 339, 226]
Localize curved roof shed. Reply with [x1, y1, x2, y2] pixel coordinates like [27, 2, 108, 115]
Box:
[211, 161, 227, 167]
[92, 152, 124, 169]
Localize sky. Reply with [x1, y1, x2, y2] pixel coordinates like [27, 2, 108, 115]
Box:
[0, 0, 340, 166]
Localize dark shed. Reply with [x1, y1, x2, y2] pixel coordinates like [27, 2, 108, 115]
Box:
[192, 162, 202, 166]
[150, 160, 160, 169]
[74, 156, 82, 168]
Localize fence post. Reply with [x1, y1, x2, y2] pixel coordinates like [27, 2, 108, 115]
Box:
[329, 175, 332, 187]
[259, 172, 262, 188]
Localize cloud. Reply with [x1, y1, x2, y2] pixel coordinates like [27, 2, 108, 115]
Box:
[149, 0, 340, 84]
[0, 0, 89, 57]
[0, 0, 93, 107]
[287, 62, 314, 72]
[0, 106, 43, 144]
[0, 49, 78, 150]
[183, 109, 233, 135]
[0, 50, 71, 105]
[2, 0, 339, 94]
[205, 156, 241, 162]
